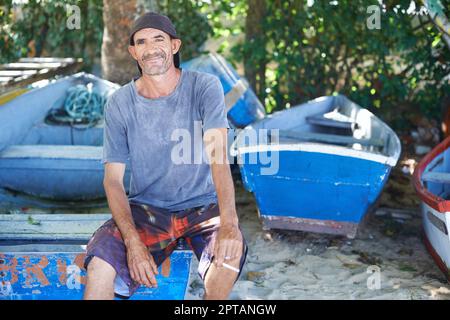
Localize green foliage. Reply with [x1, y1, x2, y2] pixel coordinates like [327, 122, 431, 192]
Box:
[224, 0, 449, 129]
[157, 0, 214, 61]
[0, 1, 18, 64]
[1, 0, 213, 70]
[1, 0, 103, 69]
[2, 0, 448, 129]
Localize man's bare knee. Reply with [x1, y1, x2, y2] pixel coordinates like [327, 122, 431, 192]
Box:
[84, 257, 116, 300]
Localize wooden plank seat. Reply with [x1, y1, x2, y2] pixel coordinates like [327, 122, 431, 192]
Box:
[278, 130, 385, 147]
[1, 62, 63, 70]
[0, 214, 110, 241]
[306, 109, 357, 130]
[0, 70, 37, 77]
[422, 171, 450, 184]
[0, 144, 102, 160]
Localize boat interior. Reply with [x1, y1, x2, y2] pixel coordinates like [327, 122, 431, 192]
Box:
[0, 73, 116, 160]
[422, 146, 450, 200]
[245, 95, 400, 159]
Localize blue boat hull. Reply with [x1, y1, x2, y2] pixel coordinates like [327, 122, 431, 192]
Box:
[0, 146, 110, 200]
[239, 150, 392, 237]
[0, 250, 192, 300]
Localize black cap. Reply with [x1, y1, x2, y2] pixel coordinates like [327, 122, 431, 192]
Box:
[129, 12, 180, 73]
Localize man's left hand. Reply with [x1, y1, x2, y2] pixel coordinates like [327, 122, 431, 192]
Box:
[214, 223, 243, 267]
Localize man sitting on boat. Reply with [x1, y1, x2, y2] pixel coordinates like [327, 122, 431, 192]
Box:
[82, 12, 247, 300]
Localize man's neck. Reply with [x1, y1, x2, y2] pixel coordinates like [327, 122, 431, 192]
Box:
[136, 67, 181, 99]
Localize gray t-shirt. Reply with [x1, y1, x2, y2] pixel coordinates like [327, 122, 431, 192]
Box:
[102, 68, 229, 211]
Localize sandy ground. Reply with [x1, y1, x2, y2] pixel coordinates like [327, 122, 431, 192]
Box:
[185, 167, 450, 300]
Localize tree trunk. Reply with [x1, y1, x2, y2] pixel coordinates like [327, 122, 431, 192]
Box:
[101, 0, 159, 84]
[443, 97, 450, 138]
[244, 0, 267, 101]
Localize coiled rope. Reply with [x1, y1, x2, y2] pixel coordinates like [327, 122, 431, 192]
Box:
[46, 83, 107, 128]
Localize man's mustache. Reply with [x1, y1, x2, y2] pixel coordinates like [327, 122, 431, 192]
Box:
[142, 52, 166, 61]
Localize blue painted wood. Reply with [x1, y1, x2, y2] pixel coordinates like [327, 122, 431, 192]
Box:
[0, 251, 193, 300]
[240, 150, 391, 223]
[181, 53, 265, 128]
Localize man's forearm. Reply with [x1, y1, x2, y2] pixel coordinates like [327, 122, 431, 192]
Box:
[104, 180, 141, 246]
[210, 163, 239, 226]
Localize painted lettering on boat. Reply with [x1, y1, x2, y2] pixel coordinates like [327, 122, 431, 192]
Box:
[0, 252, 172, 290]
[0, 254, 19, 285]
[23, 256, 50, 287]
[56, 253, 87, 286]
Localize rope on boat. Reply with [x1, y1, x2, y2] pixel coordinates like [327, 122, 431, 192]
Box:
[46, 83, 107, 128]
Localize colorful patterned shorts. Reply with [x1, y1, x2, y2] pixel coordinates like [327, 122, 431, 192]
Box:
[83, 202, 248, 298]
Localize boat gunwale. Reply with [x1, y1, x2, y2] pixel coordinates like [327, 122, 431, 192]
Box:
[231, 95, 401, 167]
[2, 71, 120, 108]
[233, 142, 398, 166]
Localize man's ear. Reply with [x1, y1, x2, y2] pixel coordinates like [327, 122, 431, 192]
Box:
[172, 39, 182, 55]
[128, 45, 138, 61]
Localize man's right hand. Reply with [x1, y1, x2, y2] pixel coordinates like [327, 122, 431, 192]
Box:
[126, 237, 159, 288]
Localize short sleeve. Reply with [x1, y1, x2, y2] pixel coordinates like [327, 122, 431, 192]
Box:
[102, 97, 129, 164]
[199, 76, 230, 131]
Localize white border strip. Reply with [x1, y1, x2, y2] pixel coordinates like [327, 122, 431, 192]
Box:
[236, 143, 397, 167]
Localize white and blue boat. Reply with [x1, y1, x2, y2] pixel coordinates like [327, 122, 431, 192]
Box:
[413, 136, 450, 281]
[231, 95, 401, 238]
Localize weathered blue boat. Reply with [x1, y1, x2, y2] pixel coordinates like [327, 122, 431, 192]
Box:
[181, 52, 266, 128]
[0, 247, 192, 300]
[231, 95, 401, 238]
[0, 214, 193, 300]
[0, 73, 132, 208]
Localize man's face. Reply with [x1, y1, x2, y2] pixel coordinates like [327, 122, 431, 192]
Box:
[128, 28, 181, 76]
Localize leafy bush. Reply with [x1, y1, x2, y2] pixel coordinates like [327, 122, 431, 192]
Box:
[2, 0, 448, 130]
[0, 1, 19, 64]
[228, 0, 449, 130]
[1, 0, 213, 69]
[1, 0, 103, 69]
[157, 0, 214, 60]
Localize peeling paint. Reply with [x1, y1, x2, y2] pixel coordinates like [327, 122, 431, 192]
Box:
[0, 251, 192, 300]
[23, 256, 50, 287]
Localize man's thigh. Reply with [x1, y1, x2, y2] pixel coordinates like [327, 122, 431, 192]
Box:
[181, 203, 248, 284]
[83, 203, 178, 297]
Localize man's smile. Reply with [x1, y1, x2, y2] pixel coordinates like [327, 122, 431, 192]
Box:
[145, 58, 163, 65]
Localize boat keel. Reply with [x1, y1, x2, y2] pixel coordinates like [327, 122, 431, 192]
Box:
[259, 212, 359, 239]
